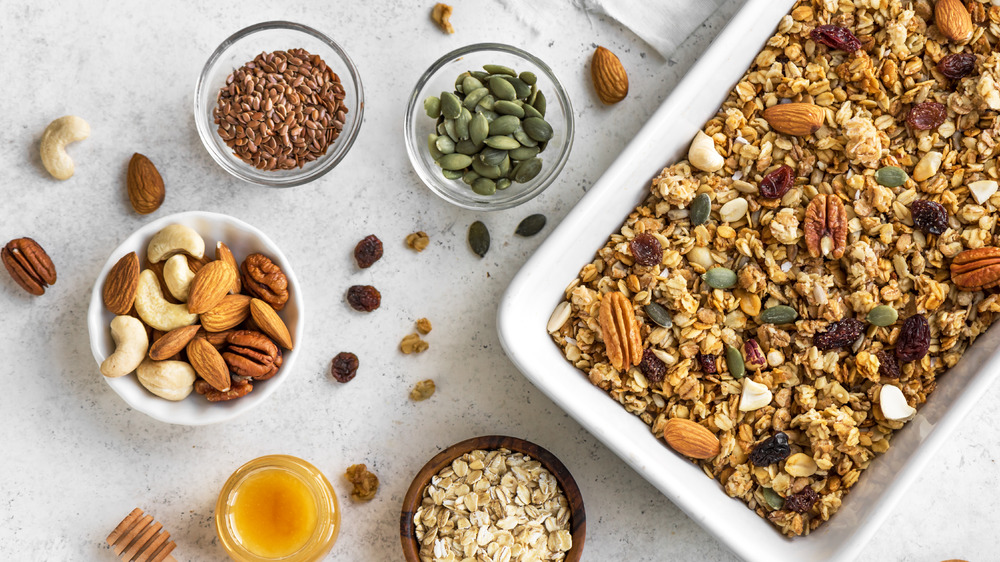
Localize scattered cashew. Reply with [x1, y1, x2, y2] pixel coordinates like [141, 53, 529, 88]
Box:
[40, 115, 91, 180]
[688, 130, 724, 173]
[100, 315, 149, 378]
[134, 269, 199, 331]
[136, 358, 196, 401]
[147, 224, 205, 264]
[163, 254, 195, 302]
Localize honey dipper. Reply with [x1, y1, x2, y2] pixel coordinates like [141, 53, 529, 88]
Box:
[106, 507, 178, 561]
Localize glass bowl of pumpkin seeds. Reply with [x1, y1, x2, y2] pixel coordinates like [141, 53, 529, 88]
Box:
[405, 43, 574, 210]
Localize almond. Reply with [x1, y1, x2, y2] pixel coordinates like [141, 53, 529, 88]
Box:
[186, 336, 230, 391]
[249, 298, 294, 350]
[662, 418, 721, 459]
[762, 102, 825, 136]
[216, 242, 241, 294]
[591, 46, 629, 105]
[102, 252, 140, 315]
[200, 294, 251, 332]
[936, 0, 973, 43]
[186, 260, 237, 314]
[149, 324, 201, 361]
[126, 153, 165, 215]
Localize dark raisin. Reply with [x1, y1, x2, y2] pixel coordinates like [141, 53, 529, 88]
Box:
[347, 285, 381, 312]
[330, 352, 359, 383]
[814, 318, 866, 350]
[749, 432, 791, 466]
[759, 165, 795, 199]
[810, 25, 862, 52]
[629, 233, 663, 267]
[353, 235, 383, 268]
[697, 353, 718, 374]
[784, 487, 820, 513]
[639, 349, 666, 383]
[910, 200, 948, 235]
[876, 350, 900, 379]
[938, 52, 977, 80]
[906, 102, 947, 130]
[896, 314, 930, 363]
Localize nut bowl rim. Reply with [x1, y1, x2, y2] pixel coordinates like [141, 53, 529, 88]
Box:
[399, 435, 586, 561]
[86, 211, 304, 426]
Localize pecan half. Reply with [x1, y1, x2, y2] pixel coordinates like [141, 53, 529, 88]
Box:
[804, 194, 847, 259]
[951, 247, 1000, 291]
[598, 291, 642, 372]
[195, 379, 253, 401]
[241, 253, 289, 311]
[223, 330, 283, 381]
[2, 238, 57, 296]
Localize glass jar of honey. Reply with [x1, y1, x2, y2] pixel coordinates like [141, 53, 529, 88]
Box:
[216, 455, 340, 561]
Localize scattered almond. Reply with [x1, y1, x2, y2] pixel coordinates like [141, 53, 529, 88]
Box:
[591, 46, 629, 105]
[102, 252, 140, 315]
[126, 153, 165, 215]
[249, 298, 294, 350]
[662, 418, 721, 459]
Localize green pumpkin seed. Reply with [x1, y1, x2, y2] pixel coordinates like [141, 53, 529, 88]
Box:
[496, 178, 512, 190]
[521, 104, 543, 119]
[475, 108, 498, 122]
[437, 122, 447, 136]
[470, 70, 490, 82]
[480, 147, 508, 166]
[437, 153, 473, 170]
[463, 87, 490, 110]
[469, 221, 490, 258]
[509, 146, 540, 161]
[513, 158, 543, 183]
[472, 157, 501, 179]
[515, 214, 547, 236]
[725, 345, 745, 379]
[522, 117, 553, 142]
[470, 113, 489, 145]
[462, 76, 483, 95]
[485, 135, 520, 150]
[483, 64, 516, 76]
[504, 76, 531, 98]
[455, 108, 472, 140]
[472, 178, 497, 195]
[489, 76, 517, 101]
[488, 115, 521, 136]
[758, 305, 798, 324]
[644, 303, 673, 328]
[867, 305, 898, 327]
[519, 71, 537, 85]
[477, 94, 496, 111]
[690, 193, 711, 226]
[442, 169, 464, 180]
[444, 119, 458, 142]
[513, 129, 538, 147]
[441, 91, 462, 119]
[462, 170, 480, 185]
[454, 71, 471, 92]
[702, 267, 737, 289]
[498, 156, 512, 177]
[494, 100, 525, 118]
[424, 96, 441, 118]
[455, 139, 479, 155]
[428, 134, 443, 160]
[532, 90, 547, 115]
[875, 166, 908, 188]
[761, 488, 784, 510]
[435, 135, 456, 154]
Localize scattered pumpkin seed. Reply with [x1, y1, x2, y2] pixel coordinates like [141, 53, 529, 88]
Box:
[758, 305, 798, 324]
[702, 267, 737, 289]
[469, 221, 490, 258]
[875, 166, 908, 188]
[424, 96, 441, 118]
[690, 193, 711, 226]
[867, 305, 898, 327]
[644, 303, 673, 328]
[725, 345, 745, 379]
[515, 214, 547, 236]
[761, 488, 784, 510]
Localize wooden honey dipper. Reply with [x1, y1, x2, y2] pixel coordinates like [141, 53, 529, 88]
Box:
[106, 507, 178, 561]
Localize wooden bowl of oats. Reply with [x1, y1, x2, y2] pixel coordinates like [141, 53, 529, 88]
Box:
[400, 435, 585, 562]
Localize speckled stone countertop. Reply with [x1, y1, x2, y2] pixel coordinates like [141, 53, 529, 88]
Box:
[1, 1, 996, 560]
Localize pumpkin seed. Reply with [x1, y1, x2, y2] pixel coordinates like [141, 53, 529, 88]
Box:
[462, 170, 480, 185]
[489, 76, 517, 101]
[455, 108, 472, 140]
[427, 134, 443, 160]
[875, 166, 908, 188]
[455, 139, 479, 155]
[513, 129, 538, 148]
[498, 156, 512, 177]
[522, 117, 553, 142]
[690, 193, 711, 226]
[463, 87, 489, 110]
[532, 90, 547, 115]
[519, 71, 537, 85]
[470, 112, 489, 145]
[462, 75, 483, 94]
[521, 104, 543, 119]
[867, 305, 898, 326]
[513, 158, 543, 183]
[472, 178, 497, 195]
[440, 91, 462, 119]
[504, 76, 531, 98]
[435, 135, 456, 154]
[472, 157, 501, 179]
[424, 96, 441, 118]
[494, 100, 525, 118]
[437, 153, 473, 170]
[444, 118, 458, 142]
[758, 305, 798, 324]
[483, 64, 516, 76]
[762, 488, 784, 510]
[454, 71, 470, 92]
[485, 135, 520, 150]
[496, 178, 512, 190]
[442, 169, 463, 180]
[470, 71, 490, 82]
[469, 221, 490, 258]
[480, 147, 508, 166]
[644, 303, 673, 328]
[515, 214, 547, 236]
[477, 94, 496, 112]
[702, 267, 737, 289]
[509, 146, 540, 161]
[488, 115, 521, 136]
[725, 345, 745, 379]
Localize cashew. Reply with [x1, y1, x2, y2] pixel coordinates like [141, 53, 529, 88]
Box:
[136, 358, 196, 401]
[163, 254, 195, 302]
[688, 130, 724, 172]
[134, 269, 199, 331]
[147, 224, 206, 264]
[40, 115, 91, 180]
[100, 315, 149, 378]
[879, 384, 916, 421]
[738, 378, 773, 412]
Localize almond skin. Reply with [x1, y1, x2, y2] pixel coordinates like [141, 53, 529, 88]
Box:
[200, 294, 251, 332]
[249, 298, 294, 350]
[186, 336, 230, 391]
[186, 260, 237, 314]
[662, 418, 721, 459]
[762, 102, 825, 136]
[936, 0, 973, 43]
[216, 242, 241, 294]
[102, 252, 140, 315]
[149, 324, 201, 361]
[127, 153, 165, 215]
[591, 46, 629, 104]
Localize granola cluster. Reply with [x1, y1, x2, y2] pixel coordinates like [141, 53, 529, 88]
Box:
[550, 0, 1000, 536]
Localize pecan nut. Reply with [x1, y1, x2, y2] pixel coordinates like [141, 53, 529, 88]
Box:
[2, 238, 57, 296]
[803, 194, 847, 259]
[597, 291, 642, 372]
[950, 247, 1000, 290]
[223, 330, 283, 381]
[241, 253, 289, 311]
[195, 378, 253, 402]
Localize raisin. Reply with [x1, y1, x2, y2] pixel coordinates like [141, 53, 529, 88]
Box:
[629, 233, 663, 267]
[810, 25, 862, 52]
[347, 285, 381, 312]
[749, 432, 791, 466]
[814, 318, 865, 350]
[759, 165, 794, 199]
[639, 349, 666, 383]
[896, 314, 930, 363]
[784, 487, 820, 513]
[938, 52, 977, 80]
[353, 234, 383, 268]
[906, 102, 947, 130]
[331, 352, 359, 383]
[697, 353, 718, 374]
[876, 350, 900, 379]
[910, 200, 948, 235]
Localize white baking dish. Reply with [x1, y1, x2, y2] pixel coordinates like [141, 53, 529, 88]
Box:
[497, 1, 1000, 560]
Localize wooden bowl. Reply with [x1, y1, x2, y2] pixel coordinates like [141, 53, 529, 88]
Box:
[400, 435, 586, 561]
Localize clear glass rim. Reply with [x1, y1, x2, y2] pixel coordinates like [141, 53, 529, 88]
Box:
[194, 21, 365, 188]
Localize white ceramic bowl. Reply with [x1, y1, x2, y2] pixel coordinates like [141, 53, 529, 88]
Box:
[87, 211, 304, 425]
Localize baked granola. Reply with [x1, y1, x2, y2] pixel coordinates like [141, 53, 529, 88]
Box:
[549, 0, 1000, 536]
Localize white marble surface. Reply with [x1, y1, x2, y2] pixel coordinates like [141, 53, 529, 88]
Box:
[1, 1, 996, 561]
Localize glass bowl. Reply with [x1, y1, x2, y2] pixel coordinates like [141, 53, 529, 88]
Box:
[404, 44, 575, 211]
[194, 21, 364, 187]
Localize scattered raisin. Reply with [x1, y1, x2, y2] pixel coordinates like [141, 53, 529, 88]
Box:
[784, 487, 820, 513]
[639, 349, 666, 383]
[759, 165, 794, 199]
[810, 25, 862, 52]
[814, 318, 865, 350]
[876, 350, 900, 379]
[906, 101, 947, 130]
[629, 233, 663, 267]
[749, 432, 791, 466]
[938, 52, 977, 80]
[347, 285, 381, 312]
[353, 234, 383, 268]
[910, 200, 948, 235]
[896, 314, 930, 363]
[697, 353, 718, 374]
[331, 352, 359, 383]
